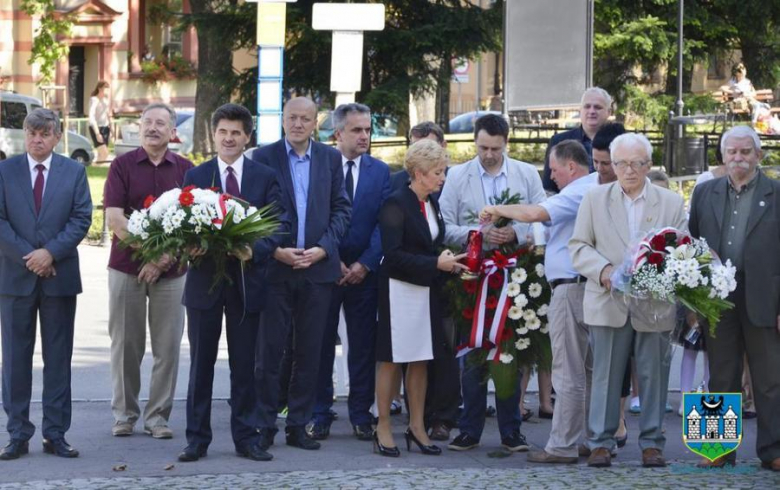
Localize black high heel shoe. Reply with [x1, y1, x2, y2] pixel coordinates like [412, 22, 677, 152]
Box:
[404, 428, 441, 455]
[373, 431, 400, 458]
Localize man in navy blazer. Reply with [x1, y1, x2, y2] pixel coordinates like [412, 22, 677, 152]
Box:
[307, 103, 390, 441]
[0, 109, 92, 460]
[178, 104, 288, 463]
[252, 97, 351, 451]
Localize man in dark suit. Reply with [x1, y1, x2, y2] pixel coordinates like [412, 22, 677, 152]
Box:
[0, 109, 92, 460]
[307, 103, 390, 441]
[390, 122, 447, 193]
[252, 97, 351, 452]
[542, 87, 612, 193]
[689, 125, 780, 472]
[178, 104, 287, 463]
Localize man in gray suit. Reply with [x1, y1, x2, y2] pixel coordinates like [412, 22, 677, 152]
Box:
[440, 114, 545, 452]
[569, 133, 686, 468]
[0, 109, 92, 460]
[689, 125, 780, 472]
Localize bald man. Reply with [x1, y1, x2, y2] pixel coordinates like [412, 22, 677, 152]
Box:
[251, 98, 351, 455]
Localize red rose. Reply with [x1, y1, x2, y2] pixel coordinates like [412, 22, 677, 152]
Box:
[650, 235, 667, 251]
[462, 280, 478, 294]
[462, 307, 474, 320]
[183, 185, 197, 192]
[179, 191, 194, 207]
[143, 195, 155, 209]
[488, 273, 503, 289]
[679, 235, 692, 245]
[491, 251, 509, 269]
[648, 252, 664, 266]
[486, 296, 499, 310]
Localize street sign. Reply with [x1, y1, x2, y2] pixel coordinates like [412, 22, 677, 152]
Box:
[453, 58, 469, 83]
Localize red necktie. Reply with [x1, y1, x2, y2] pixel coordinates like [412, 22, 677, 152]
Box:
[225, 166, 240, 197]
[33, 164, 45, 215]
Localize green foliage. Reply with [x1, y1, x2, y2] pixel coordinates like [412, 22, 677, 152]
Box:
[140, 55, 197, 84]
[21, 0, 72, 85]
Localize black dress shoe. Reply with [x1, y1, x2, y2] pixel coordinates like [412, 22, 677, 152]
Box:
[353, 423, 374, 441]
[0, 440, 29, 460]
[286, 427, 321, 450]
[236, 442, 273, 461]
[42, 438, 79, 458]
[307, 422, 331, 440]
[178, 444, 208, 462]
[257, 427, 277, 450]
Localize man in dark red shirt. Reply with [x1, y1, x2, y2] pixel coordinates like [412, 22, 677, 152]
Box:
[103, 103, 194, 439]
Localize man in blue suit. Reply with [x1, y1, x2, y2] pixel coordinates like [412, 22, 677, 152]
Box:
[0, 109, 92, 460]
[307, 103, 390, 441]
[252, 97, 351, 452]
[178, 104, 288, 463]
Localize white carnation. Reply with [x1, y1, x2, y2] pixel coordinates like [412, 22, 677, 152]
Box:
[526, 317, 542, 330]
[511, 268, 527, 284]
[515, 338, 531, 351]
[499, 353, 514, 364]
[522, 309, 537, 322]
[537, 304, 549, 317]
[528, 283, 543, 298]
[514, 294, 528, 308]
[507, 283, 521, 297]
[535, 263, 545, 278]
[508, 306, 523, 320]
[516, 326, 529, 335]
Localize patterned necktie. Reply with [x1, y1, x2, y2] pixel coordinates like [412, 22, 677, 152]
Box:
[225, 166, 240, 197]
[33, 164, 45, 215]
[345, 160, 355, 202]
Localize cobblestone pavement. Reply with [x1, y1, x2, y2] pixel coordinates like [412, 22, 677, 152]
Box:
[0, 465, 777, 489]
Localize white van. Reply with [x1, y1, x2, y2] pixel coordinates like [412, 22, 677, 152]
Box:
[0, 91, 95, 165]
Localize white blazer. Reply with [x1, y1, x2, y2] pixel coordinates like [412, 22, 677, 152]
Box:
[439, 155, 546, 247]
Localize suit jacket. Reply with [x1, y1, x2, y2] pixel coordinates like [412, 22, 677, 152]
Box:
[543, 126, 593, 193]
[339, 153, 391, 272]
[689, 172, 780, 327]
[390, 167, 448, 200]
[182, 157, 289, 312]
[569, 181, 687, 332]
[252, 139, 351, 283]
[439, 156, 546, 248]
[0, 153, 92, 297]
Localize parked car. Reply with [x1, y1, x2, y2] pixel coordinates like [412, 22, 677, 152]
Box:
[316, 111, 399, 142]
[0, 91, 95, 165]
[114, 110, 194, 156]
[448, 110, 503, 134]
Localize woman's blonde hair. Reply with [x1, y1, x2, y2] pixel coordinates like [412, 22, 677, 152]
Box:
[405, 139, 448, 180]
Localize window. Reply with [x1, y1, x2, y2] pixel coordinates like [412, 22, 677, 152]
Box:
[0, 101, 27, 130]
[707, 54, 725, 79]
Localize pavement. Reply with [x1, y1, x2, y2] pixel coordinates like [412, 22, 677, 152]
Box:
[0, 245, 777, 489]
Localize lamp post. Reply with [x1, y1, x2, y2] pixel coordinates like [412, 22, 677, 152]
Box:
[676, 0, 684, 117]
[312, 3, 385, 107]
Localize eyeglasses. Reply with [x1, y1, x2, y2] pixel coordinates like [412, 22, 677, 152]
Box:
[613, 160, 650, 171]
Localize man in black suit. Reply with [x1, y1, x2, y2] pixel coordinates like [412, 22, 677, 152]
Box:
[542, 87, 612, 193]
[390, 121, 447, 193]
[308, 103, 390, 442]
[252, 97, 351, 452]
[178, 103, 287, 463]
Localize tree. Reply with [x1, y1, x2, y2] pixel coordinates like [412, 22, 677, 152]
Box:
[21, 0, 72, 85]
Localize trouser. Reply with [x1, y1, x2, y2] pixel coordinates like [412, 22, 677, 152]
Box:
[312, 278, 378, 426]
[545, 283, 592, 458]
[588, 319, 671, 452]
[1, 286, 76, 441]
[704, 282, 780, 463]
[108, 270, 185, 429]
[424, 316, 461, 429]
[256, 278, 333, 429]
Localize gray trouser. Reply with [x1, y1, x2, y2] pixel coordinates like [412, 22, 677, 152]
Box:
[545, 283, 592, 458]
[587, 319, 671, 452]
[108, 269, 185, 429]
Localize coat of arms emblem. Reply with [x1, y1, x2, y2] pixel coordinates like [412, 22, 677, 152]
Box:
[682, 393, 742, 461]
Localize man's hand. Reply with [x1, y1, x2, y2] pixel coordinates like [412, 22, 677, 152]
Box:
[293, 247, 326, 270]
[23, 248, 54, 276]
[186, 246, 207, 258]
[485, 226, 516, 245]
[230, 244, 253, 262]
[337, 261, 351, 286]
[479, 206, 502, 224]
[153, 253, 174, 272]
[600, 264, 614, 291]
[138, 263, 162, 284]
[274, 247, 304, 267]
[342, 262, 369, 285]
[37, 265, 57, 278]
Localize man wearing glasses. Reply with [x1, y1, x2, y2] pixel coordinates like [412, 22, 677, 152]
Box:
[569, 133, 687, 468]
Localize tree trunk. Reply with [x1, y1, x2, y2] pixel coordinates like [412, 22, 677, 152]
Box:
[435, 57, 453, 133]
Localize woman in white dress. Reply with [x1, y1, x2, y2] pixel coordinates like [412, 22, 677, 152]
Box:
[88, 80, 111, 162]
[374, 139, 466, 457]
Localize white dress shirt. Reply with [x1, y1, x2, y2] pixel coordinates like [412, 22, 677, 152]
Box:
[27, 153, 52, 194]
[342, 154, 362, 195]
[218, 155, 244, 193]
[479, 158, 508, 204]
[621, 180, 648, 241]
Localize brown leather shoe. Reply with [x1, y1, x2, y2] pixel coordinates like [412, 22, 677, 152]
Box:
[642, 448, 666, 468]
[429, 423, 451, 442]
[527, 449, 577, 464]
[587, 447, 611, 467]
[696, 454, 736, 468]
[760, 457, 780, 471]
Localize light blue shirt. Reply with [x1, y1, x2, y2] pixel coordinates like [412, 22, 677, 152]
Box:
[479, 158, 508, 204]
[285, 139, 312, 249]
[540, 172, 598, 281]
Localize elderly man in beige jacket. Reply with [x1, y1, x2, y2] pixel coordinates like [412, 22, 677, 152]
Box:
[569, 133, 687, 469]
